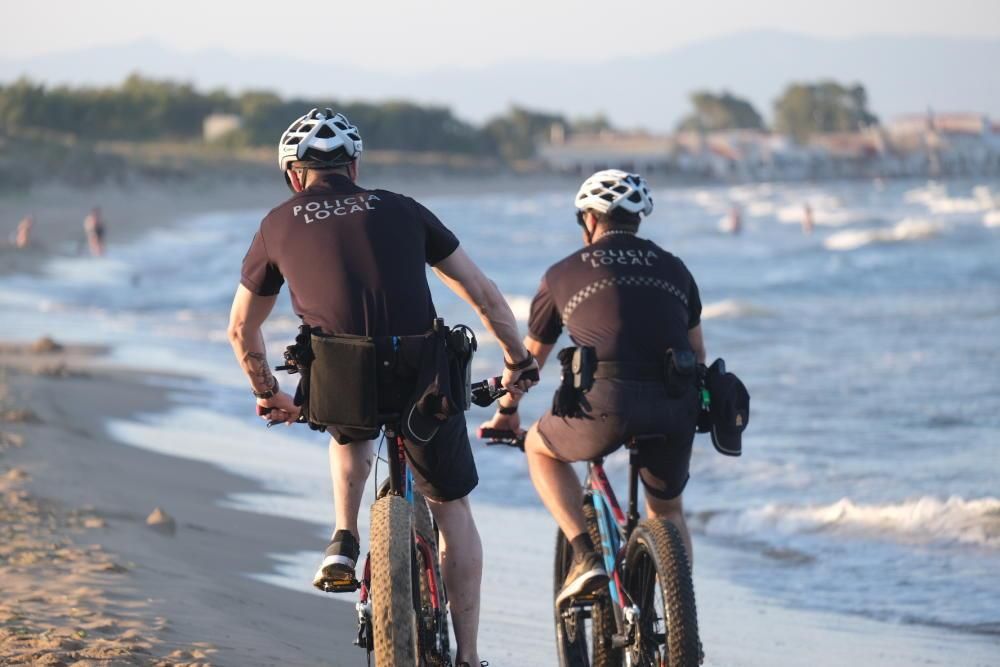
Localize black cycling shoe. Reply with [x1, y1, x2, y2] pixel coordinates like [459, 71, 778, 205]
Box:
[455, 661, 489, 667]
[312, 530, 360, 592]
[556, 550, 609, 606]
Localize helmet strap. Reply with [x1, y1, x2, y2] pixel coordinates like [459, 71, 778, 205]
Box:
[578, 210, 597, 245]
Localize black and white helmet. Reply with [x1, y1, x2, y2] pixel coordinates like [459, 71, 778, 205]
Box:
[574, 169, 654, 217]
[278, 108, 363, 172]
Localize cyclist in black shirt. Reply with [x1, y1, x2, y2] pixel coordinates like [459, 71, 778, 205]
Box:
[229, 109, 537, 666]
[480, 170, 706, 605]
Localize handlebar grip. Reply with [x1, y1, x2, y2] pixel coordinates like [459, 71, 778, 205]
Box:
[477, 427, 526, 450]
[520, 368, 540, 383]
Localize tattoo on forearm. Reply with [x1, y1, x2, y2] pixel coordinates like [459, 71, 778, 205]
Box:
[243, 351, 274, 390]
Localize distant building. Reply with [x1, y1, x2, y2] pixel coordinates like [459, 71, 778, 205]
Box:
[538, 129, 676, 174]
[537, 113, 999, 182]
[203, 113, 243, 142]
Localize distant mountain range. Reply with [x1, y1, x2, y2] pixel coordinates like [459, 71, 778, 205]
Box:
[2, 31, 997, 130]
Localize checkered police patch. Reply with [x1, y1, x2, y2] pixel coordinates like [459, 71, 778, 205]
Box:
[561, 275, 689, 322]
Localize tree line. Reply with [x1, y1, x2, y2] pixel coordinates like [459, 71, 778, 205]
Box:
[0, 74, 879, 161]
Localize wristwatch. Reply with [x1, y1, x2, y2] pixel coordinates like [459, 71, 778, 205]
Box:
[498, 403, 518, 415]
[505, 351, 535, 371]
[252, 377, 279, 399]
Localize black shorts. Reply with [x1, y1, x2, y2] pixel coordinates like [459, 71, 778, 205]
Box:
[536, 379, 698, 500]
[332, 412, 478, 503]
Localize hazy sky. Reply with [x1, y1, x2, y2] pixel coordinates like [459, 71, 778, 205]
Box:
[2, 0, 999, 69]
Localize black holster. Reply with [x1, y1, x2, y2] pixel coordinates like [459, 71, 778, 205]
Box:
[551, 346, 596, 418]
[664, 348, 697, 398]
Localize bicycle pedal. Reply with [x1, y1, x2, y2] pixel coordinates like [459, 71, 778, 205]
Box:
[318, 577, 361, 593]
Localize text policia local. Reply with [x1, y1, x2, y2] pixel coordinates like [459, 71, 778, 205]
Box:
[580, 248, 658, 268]
[292, 194, 381, 223]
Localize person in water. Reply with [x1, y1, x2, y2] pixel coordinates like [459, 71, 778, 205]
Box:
[83, 207, 106, 256]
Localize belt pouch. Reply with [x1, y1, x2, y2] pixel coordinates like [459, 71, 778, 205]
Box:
[447, 325, 477, 412]
[664, 348, 696, 398]
[308, 333, 378, 429]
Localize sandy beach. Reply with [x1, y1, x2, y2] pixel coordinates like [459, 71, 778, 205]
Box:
[0, 341, 357, 666]
[1, 177, 998, 666]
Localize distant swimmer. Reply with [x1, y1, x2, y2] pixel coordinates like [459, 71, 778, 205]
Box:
[728, 204, 742, 235]
[802, 204, 814, 235]
[83, 207, 106, 256]
[720, 204, 742, 235]
[13, 215, 34, 248]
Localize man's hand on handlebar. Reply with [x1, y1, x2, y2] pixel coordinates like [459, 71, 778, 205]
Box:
[256, 390, 300, 426]
[478, 410, 521, 440]
[501, 354, 540, 397]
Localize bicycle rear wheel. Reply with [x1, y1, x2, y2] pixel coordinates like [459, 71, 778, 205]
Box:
[623, 518, 700, 666]
[412, 491, 451, 666]
[553, 498, 621, 667]
[370, 494, 418, 666]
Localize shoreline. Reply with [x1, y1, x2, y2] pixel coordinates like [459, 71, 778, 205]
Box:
[0, 342, 357, 666]
[1, 177, 998, 665]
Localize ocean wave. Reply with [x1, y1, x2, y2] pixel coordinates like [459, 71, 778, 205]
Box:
[701, 299, 774, 320]
[701, 496, 1000, 549]
[983, 210, 1000, 228]
[905, 183, 997, 214]
[823, 218, 940, 251]
[775, 201, 868, 227]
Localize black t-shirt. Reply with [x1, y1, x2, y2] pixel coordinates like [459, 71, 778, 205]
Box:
[528, 232, 701, 363]
[241, 173, 459, 336]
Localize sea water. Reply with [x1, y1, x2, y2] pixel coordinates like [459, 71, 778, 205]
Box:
[2, 178, 998, 663]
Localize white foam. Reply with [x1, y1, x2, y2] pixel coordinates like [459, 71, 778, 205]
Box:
[704, 496, 1000, 549]
[702, 299, 774, 320]
[904, 183, 997, 214]
[983, 210, 1000, 228]
[824, 218, 940, 251]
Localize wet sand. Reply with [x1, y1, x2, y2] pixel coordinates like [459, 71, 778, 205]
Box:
[0, 342, 357, 666]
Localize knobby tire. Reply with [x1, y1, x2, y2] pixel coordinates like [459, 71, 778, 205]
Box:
[370, 494, 418, 666]
[624, 518, 700, 666]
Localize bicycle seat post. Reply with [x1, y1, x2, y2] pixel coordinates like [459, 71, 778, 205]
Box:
[626, 435, 666, 537]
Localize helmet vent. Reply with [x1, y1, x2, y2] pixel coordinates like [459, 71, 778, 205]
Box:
[315, 125, 335, 138]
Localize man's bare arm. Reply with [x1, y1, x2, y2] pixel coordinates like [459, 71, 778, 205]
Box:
[227, 285, 279, 393]
[432, 247, 528, 364]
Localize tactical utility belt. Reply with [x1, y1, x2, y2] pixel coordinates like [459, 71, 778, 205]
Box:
[551, 346, 698, 418]
[277, 318, 477, 442]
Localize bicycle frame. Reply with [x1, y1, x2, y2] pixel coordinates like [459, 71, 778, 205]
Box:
[583, 437, 648, 635]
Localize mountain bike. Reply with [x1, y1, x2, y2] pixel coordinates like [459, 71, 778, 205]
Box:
[310, 374, 528, 667]
[481, 430, 701, 667]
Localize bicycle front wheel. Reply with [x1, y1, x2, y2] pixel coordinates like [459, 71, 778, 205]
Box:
[370, 494, 418, 666]
[623, 518, 700, 666]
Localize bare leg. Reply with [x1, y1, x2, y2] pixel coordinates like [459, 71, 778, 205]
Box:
[427, 496, 483, 666]
[645, 493, 693, 568]
[328, 437, 373, 539]
[524, 423, 587, 542]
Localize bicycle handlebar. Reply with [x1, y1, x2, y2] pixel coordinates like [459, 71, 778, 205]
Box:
[470, 368, 540, 408]
[477, 427, 526, 451]
[260, 369, 541, 428]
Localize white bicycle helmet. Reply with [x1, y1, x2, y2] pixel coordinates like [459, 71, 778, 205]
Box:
[278, 108, 363, 172]
[574, 169, 654, 217]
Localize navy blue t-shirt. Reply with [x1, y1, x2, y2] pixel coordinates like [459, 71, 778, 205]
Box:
[241, 174, 459, 336]
[528, 232, 701, 363]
